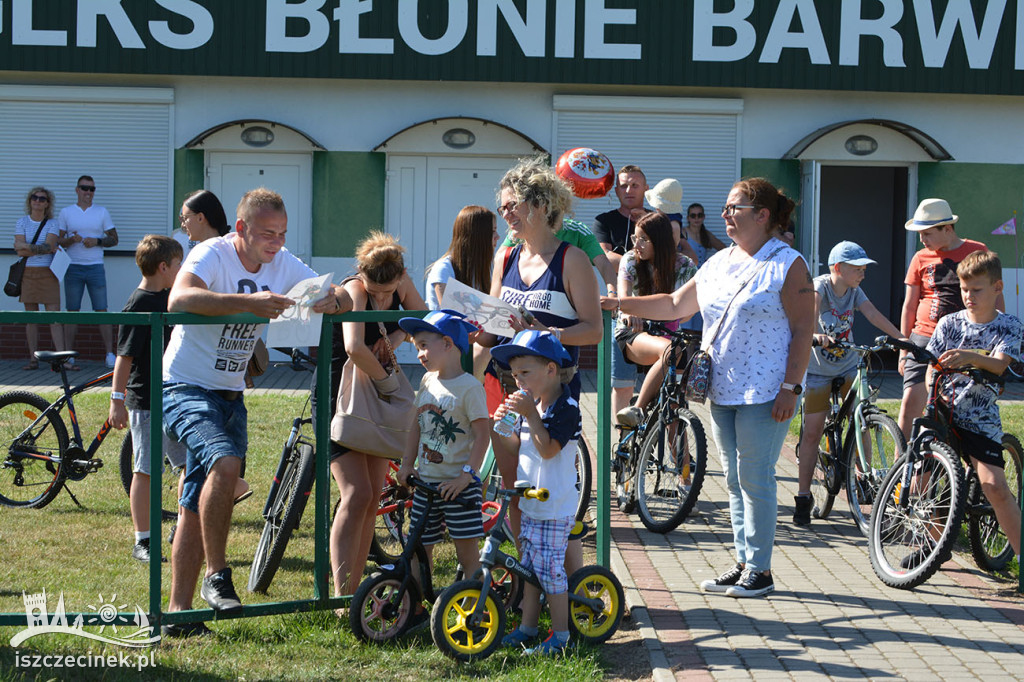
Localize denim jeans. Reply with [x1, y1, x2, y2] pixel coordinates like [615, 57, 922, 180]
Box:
[709, 400, 793, 573]
[163, 383, 248, 513]
[64, 263, 108, 311]
[610, 338, 636, 389]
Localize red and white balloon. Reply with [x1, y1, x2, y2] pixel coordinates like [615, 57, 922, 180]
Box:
[555, 148, 615, 199]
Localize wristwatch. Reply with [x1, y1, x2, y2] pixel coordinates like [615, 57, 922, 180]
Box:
[781, 382, 803, 395]
[462, 465, 476, 476]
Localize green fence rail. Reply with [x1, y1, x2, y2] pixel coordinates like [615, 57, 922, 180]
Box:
[0, 309, 618, 630]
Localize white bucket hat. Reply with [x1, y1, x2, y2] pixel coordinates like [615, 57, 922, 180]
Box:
[645, 178, 684, 215]
[905, 198, 958, 231]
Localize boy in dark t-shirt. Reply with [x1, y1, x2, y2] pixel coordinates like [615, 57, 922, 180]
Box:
[108, 235, 185, 563]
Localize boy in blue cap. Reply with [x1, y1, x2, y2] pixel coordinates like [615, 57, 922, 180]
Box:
[397, 309, 489, 591]
[793, 241, 905, 526]
[491, 330, 581, 656]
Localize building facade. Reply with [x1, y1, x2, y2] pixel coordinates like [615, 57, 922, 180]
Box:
[2, 1, 1023, 357]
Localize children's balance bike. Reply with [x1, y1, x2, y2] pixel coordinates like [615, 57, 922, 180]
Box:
[430, 481, 625, 662]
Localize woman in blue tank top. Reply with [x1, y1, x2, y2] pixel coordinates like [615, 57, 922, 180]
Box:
[479, 157, 602, 549]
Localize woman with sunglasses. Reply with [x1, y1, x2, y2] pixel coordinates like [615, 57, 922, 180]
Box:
[602, 178, 813, 599]
[679, 203, 727, 332]
[13, 187, 65, 369]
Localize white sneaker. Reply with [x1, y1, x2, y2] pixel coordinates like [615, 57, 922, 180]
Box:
[105, 352, 116, 368]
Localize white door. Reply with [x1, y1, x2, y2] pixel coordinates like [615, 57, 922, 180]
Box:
[387, 154, 514, 361]
[208, 152, 312, 263]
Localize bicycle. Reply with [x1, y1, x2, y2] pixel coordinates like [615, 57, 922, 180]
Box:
[350, 475, 522, 643]
[249, 350, 507, 592]
[796, 338, 906, 535]
[0, 350, 130, 509]
[868, 337, 1023, 589]
[430, 480, 625, 662]
[613, 323, 707, 533]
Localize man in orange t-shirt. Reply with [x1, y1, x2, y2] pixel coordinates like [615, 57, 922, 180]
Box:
[897, 198, 1002, 436]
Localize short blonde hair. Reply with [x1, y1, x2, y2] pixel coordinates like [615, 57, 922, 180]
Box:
[957, 250, 1001, 284]
[237, 187, 286, 225]
[24, 187, 55, 219]
[356, 231, 406, 284]
[498, 157, 574, 231]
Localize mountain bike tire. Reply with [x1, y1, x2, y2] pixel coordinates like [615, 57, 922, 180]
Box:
[0, 391, 70, 509]
[636, 408, 706, 533]
[574, 438, 593, 522]
[248, 442, 314, 593]
[810, 428, 839, 520]
[968, 433, 1022, 571]
[845, 411, 904, 536]
[868, 441, 966, 589]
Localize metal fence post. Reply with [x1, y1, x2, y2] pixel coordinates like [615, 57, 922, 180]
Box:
[314, 321, 332, 602]
[597, 311, 612, 568]
[149, 313, 165, 625]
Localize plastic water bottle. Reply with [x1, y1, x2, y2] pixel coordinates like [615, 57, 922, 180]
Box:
[493, 392, 522, 437]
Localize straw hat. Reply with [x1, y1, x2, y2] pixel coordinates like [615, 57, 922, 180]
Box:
[645, 179, 684, 215]
[905, 198, 958, 231]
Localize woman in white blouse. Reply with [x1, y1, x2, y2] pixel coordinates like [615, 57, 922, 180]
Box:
[602, 178, 813, 599]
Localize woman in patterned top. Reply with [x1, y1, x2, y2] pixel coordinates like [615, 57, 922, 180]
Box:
[614, 211, 697, 426]
[602, 178, 814, 599]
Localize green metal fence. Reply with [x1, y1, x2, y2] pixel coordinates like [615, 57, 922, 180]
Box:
[0, 309, 616, 629]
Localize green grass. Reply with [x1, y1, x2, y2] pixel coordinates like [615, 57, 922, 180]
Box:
[0, 392, 618, 681]
[789, 398, 1021, 582]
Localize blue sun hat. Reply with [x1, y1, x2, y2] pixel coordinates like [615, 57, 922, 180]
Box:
[828, 241, 877, 267]
[399, 309, 477, 353]
[490, 330, 571, 367]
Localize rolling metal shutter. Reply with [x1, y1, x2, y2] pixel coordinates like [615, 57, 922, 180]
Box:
[552, 95, 743, 243]
[0, 85, 174, 252]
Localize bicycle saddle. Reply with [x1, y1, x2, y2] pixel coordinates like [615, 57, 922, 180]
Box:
[34, 350, 80, 364]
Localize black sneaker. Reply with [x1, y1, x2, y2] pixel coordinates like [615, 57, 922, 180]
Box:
[201, 568, 243, 613]
[726, 570, 775, 598]
[132, 538, 151, 563]
[161, 621, 212, 638]
[793, 495, 812, 526]
[699, 563, 744, 593]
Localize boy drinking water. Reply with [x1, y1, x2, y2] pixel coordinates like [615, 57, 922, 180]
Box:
[108, 235, 187, 562]
[794, 241, 905, 525]
[491, 331, 581, 656]
[925, 250, 1021, 561]
[397, 310, 489, 602]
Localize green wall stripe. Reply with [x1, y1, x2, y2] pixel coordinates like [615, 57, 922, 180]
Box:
[312, 152, 386, 258]
[172, 148, 205, 232]
[918, 162, 1024, 261]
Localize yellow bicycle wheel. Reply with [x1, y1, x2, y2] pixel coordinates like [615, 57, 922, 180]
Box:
[430, 579, 506, 662]
[568, 565, 625, 644]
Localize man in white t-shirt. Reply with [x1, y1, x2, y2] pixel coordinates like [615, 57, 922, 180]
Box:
[160, 188, 350, 636]
[57, 175, 119, 367]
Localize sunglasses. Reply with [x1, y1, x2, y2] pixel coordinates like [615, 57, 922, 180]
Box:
[30, 195, 49, 202]
[78, 185, 96, 192]
[689, 212, 704, 218]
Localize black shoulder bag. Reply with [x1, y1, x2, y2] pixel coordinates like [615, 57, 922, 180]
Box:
[5, 218, 48, 298]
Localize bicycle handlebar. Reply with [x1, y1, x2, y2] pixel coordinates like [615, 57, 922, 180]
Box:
[645, 321, 702, 343]
[523, 487, 550, 501]
[877, 335, 1005, 386]
[811, 336, 891, 355]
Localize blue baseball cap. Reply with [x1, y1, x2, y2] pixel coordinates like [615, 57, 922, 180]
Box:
[490, 330, 571, 367]
[828, 241, 877, 267]
[399, 309, 477, 353]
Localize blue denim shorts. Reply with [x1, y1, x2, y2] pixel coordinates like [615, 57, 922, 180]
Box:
[610, 338, 636, 389]
[64, 263, 108, 311]
[162, 383, 248, 513]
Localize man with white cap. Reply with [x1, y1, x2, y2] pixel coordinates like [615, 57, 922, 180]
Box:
[897, 198, 1001, 437]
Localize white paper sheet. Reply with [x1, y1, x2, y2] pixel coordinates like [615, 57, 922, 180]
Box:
[266, 272, 333, 348]
[49, 246, 71, 281]
[440, 277, 519, 337]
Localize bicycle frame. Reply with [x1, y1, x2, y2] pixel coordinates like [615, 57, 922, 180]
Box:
[7, 368, 115, 467]
[260, 415, 312, 520]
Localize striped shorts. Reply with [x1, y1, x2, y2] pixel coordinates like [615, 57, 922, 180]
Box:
[409, 480, 484, 546]
[520, 514, 574, 595]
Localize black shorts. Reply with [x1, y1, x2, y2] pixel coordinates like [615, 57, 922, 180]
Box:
[953, 427, 1005, 469]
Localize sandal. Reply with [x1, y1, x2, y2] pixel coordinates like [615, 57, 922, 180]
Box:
[22, 360, 39, 370]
